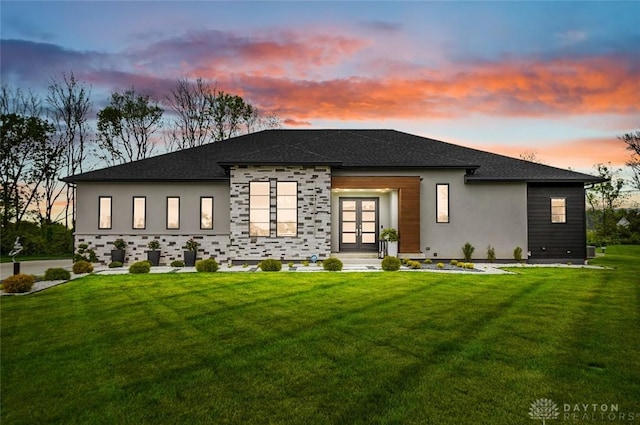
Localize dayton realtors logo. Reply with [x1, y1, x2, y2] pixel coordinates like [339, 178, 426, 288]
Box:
[529, 398, 560, 424]
[529, 399, 639, 422]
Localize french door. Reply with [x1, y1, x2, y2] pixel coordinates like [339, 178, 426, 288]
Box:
[339, 198, 379, 252]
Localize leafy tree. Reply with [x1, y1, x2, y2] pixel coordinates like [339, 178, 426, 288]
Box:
[211, 91, 255, 141]
[0, 108, 56, 230]
[586, 163, 628, 244]
[97, 87, 163, 165]
[619, 127, 640, 190]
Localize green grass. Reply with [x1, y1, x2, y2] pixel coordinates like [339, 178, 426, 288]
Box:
[2, 247, 639, 424]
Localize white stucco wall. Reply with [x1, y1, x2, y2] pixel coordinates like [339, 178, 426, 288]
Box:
[332, 169, 528, 260]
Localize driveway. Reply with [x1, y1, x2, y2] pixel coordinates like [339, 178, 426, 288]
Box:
[0, 259, 73, 280]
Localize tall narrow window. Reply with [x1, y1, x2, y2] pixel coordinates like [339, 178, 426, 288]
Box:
[167, 197, 180, 229]
[133, 197, 146, 229]
[551, 198, 566, 223]
[277, 182, 297, 236]
[98, 196, 112, 229]
[250, 182, 270, 236]
[436, 184, 449, 223]
[200, 197, 214, 229]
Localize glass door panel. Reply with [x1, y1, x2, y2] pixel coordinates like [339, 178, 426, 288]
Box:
[339, 198, 379, 252]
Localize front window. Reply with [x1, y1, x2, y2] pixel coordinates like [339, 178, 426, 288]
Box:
[249, 182, 270, 236]
[133, 197, 146, 229]
[98, 196, 112, 229]
[436, 184, 449, 223]
[200, 197, 214, 229]
[167, 197, 180, 229]
[277, 182, 297, 236]
[551, 198, 566, 223]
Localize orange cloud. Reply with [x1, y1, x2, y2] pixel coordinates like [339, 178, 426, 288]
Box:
[476, 137, 631, 169]
[195, 54, 639, 123]
[283, 118, 311, 127]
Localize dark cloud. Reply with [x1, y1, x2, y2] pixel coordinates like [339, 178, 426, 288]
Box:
[0, 39, 107, 86]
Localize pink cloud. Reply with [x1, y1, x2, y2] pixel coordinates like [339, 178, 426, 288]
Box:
[477, 137, 631, 169]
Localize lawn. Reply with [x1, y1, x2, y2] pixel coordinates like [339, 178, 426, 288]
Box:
[2, 246, 639, 424]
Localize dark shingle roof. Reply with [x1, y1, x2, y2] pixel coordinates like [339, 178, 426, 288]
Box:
[62, 129, 604, 183]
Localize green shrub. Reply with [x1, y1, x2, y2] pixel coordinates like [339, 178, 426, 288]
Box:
[147, 239, 161, 250]
[450, 259, 458, 266]
[323, 258, 343, 271]
[514, 246, 523, 262]
[170, 260, 185, 268]
[462, 242, 475, 261]
[381, 256, 402, 271]
[196, 258, 219, 272]
[129, 261, 151, 274]
[408, 260, 422, 269]
[380, 228, 399, 242]
[108, 261, 123, 268]
[287, 262, 295, 268]
[260, 259, 282, 272]
[436, 262, 445, 269]
[72, 260, 94, 274]
[302, 260, 310, 266]
[423, 258, 433, 264]
[73, 243, 97, 263]
[487, 245, 496, 263]
[44, 268, 71, 281]
[465, 263, 475, 269]
[112, 238, 127, 250]
[2, 273, 35, 293]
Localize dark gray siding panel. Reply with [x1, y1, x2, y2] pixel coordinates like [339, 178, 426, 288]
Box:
[527, 183, 587, 261]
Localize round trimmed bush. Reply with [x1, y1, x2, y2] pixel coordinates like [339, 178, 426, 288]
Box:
[108, 261, 123, 268]
[196, 258, 219, 272]
[381, 256, 401, 271]
[129, 261, 151, 274]
[323, 258, 343, 271]
[2, 273, 35, 293]
[170, 260, 185, 268]
[260, 259, 282, 272]
[72, 260, 94, 274]
[44, 268, 71, 281]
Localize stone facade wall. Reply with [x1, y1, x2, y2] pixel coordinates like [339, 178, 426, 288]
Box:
[76, 234, 230, 265]
[228, 165, 332, 261]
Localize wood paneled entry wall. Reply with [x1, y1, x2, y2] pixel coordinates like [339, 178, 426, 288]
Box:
[331, 176, 421, 253]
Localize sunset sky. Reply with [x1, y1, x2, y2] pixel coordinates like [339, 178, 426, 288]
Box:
[2, 1, 639, 186]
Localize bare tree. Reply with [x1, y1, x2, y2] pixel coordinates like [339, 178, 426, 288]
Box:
[519, 150, 545, 164]
[619, 128, 640, 190]
[164, 78, 281, 152]
[97, 87, 163, 165]
[165, 78, 216, 151]
[46, 72, 93, 227]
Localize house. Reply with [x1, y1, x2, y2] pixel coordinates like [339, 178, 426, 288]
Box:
[62, 129, 605, 264]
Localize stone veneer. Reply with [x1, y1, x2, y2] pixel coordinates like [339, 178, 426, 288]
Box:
[228, 165, 332, 261]
[76, 234, 229, 265]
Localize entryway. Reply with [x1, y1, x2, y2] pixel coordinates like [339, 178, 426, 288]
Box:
[338, 198, 379, 252]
